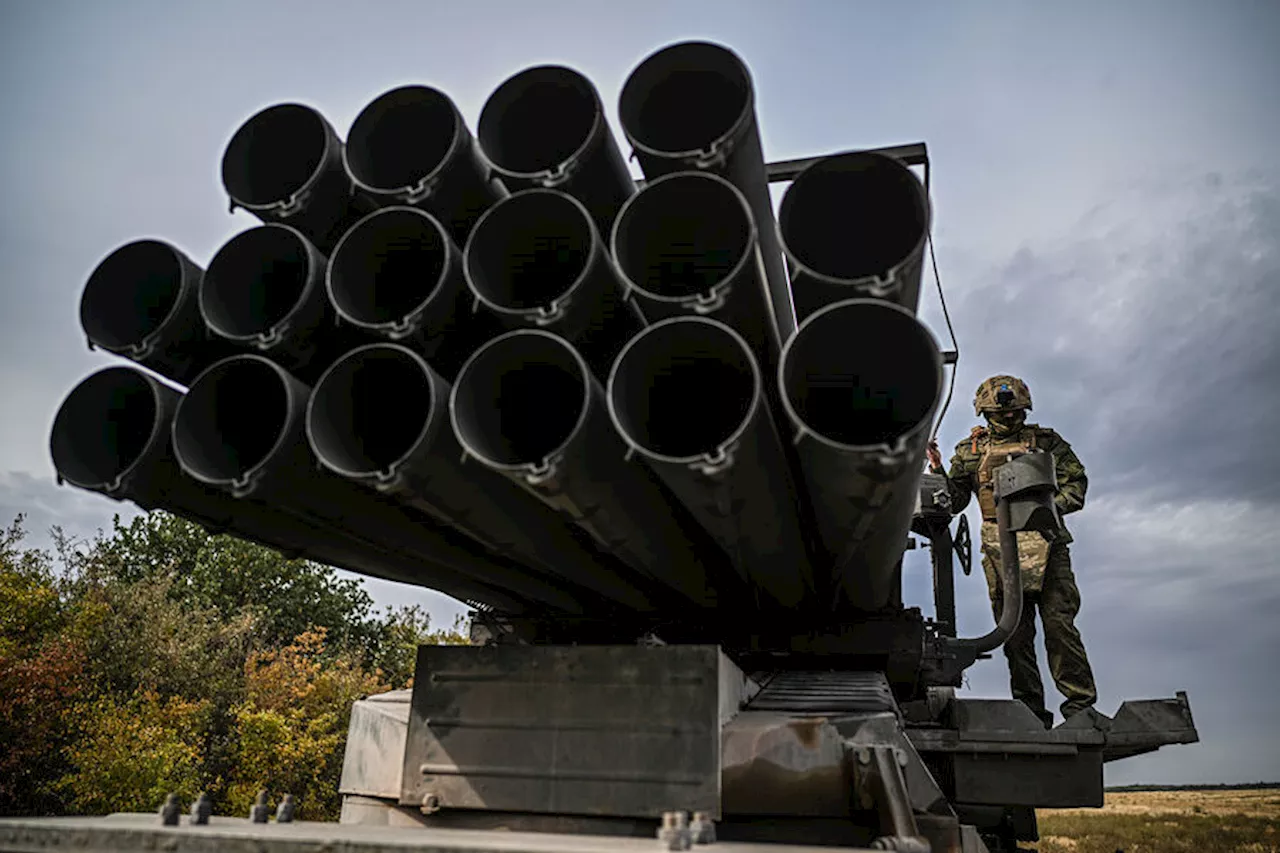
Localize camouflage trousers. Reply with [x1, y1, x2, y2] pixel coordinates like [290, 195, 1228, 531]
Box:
[981, 535, 1098, 728]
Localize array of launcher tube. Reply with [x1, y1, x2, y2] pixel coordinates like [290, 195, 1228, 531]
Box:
[53, 41, 945, 628]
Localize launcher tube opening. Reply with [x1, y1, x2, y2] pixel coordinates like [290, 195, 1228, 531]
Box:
[608, 317, 757, 462]
[328, 209, 450, 329]
[222, 104, 328, 208]
[80, 241, 187, 352]
[345, 86, 460, 192]
[780, 300, 941, 449]
[619, 42, 751, 156]
[779, 152, 929, 282]
[307, 345, 436, 478]
[478, 67, 600, 178]
[451, 331, 588, 470]
[172, 357, 293, 485]
[50, 368, 161, 489]
[464, 190, 593, 313]
[612, 172, 753, 301]
[201, 226, 316, 342]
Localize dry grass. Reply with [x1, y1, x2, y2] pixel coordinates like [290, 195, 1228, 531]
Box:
[1035, 789, 1280, 852]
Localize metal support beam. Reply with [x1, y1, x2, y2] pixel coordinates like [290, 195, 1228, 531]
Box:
[766, 143, 929, 183]
[846, 743, 929, 853]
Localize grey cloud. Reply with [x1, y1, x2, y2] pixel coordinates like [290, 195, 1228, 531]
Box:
[0, 470, 138, 553]
[934, 169, 1280, 506]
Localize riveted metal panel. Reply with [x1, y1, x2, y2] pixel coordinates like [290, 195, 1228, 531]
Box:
[399, 645, 727, 818]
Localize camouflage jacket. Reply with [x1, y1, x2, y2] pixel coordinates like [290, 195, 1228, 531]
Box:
[932, 422, 1088, 544]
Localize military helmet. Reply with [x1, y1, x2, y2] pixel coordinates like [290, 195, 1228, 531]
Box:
[974, 375, 1032, 416]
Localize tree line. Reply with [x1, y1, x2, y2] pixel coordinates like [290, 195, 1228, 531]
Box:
[0, 511, 467, 820]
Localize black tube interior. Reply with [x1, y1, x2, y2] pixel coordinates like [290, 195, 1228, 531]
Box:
[80, 241, 185, 350]
[466, 192, 591, 310]
[222, 105, 327, 207]
[619, 43, 749, 154]
[611, 320, 755, 459]
[308, 347, 433, 476]
[453, 334, 585, 466]
[479, 67, 597, 175]
[202, 228, 311, 339]
[330, 210, 448, 325]
[614, 174, 751, 299]
[779, 153, 928, 280]
[347, 87, 457, 190]
[51, 368, 157, 488]
[782, 302, 939, 446]
[173, 359, 290, 483]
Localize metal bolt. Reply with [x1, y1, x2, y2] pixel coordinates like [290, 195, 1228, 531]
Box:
[158, 793, 180, 826]
[420, 792, 441, 815]
[896, 748, 908, 767]
[189, 792, 212, 825]
[857, 747, 872, 765]
[250, 790, 270, 824]
[657, 810, 692, 850]
[689, 811, 716, 844]
[275, 793, 296, 823]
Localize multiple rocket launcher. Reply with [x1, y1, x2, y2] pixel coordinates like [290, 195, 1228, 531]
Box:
[51, 41, 944, 633]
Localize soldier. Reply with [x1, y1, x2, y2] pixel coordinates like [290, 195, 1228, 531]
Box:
[926, 375, 1098, 728]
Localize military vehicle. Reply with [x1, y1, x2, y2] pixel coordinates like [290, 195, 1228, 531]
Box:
[7, 40, 1197, 853]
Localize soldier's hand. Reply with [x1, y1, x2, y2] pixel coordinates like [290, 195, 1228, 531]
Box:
[926, 439, 942, 471]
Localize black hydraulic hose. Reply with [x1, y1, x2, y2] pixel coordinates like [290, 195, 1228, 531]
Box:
[463, 188, 643, 377]
[778, 299, 944, 611]
[172, 354, 585, 614]
[49, 365, 529, 612]
[305, 343, 656, 614]
[960, 497, 1024, 655]
[221, 103, 373, 254]
[450, 329, 734, 609]
[779, 151, 931, 322]
[79, 240, 237, 386]
[607, 316, 815, 609]
[478, 65, 635, 236]
[325, 207, 503, 380]
[619, 41, 796, 344]
[344, 85, 507, 245]
[200, 224, 371, 383]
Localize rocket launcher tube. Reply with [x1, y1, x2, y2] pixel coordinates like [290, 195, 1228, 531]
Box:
[478, 65, 636, 236]
[607, 316, 815, 610]
[451, 329, 736, 609]
[463, 188, 643, 378]
[778, 298, 944, 611]
[344, 85, 507, 244]
[306, 343, 657, 614]
[79, 240, 236, 387]
[50, 365, 529, 612]
[172, 354, 586, 613]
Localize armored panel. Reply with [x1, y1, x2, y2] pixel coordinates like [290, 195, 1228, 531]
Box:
[339, 689, 412, 799]
[953, 750, 1103, 808]
[400, 644, 741, 818]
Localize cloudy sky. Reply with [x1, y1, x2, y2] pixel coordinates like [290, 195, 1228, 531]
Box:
[2, 0, 1276, 785]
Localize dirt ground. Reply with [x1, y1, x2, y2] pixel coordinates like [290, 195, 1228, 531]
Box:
[1034, 789, 1280, 852]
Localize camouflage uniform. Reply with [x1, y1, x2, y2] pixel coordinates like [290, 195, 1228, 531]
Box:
[932, 376, 1098, 728]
